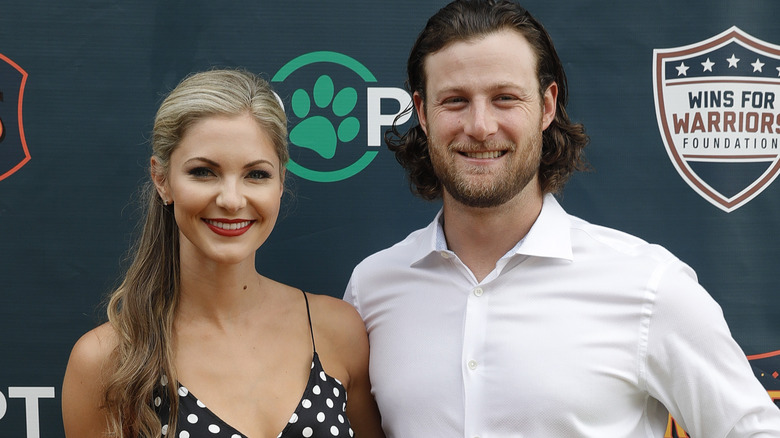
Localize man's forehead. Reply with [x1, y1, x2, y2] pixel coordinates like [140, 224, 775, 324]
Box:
[421, 29, 540, 91]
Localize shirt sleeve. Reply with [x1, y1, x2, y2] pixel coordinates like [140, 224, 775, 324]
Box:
[343, 268, 360, 314]
[643, 258, 780, 437]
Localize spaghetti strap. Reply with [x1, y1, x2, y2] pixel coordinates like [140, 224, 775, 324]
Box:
[302, 291, 316, 353]
[152, 289, 353, 437]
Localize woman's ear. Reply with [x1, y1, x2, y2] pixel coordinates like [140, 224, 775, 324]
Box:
[150, 156, 170, 204]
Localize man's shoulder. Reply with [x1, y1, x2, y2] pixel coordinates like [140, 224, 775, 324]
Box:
[567, 213, 678, 263]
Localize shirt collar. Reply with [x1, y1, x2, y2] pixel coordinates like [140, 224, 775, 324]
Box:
[520, 193, 574, 261]
[410, 193, 573, 265]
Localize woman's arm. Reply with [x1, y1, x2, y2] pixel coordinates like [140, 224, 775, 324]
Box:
[62, 323, 115, 438]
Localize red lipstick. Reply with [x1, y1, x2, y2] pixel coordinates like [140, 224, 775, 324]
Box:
[202, 218, 254, 237]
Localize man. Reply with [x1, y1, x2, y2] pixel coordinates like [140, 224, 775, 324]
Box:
[344, 0, 780, 437]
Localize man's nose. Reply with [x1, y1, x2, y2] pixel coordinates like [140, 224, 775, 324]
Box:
[463, 100, 498, 141]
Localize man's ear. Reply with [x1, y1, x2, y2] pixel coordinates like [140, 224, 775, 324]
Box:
[413, 91, 428, 136]
[150, 156, 170, 204]
[542, 82, 558, 130]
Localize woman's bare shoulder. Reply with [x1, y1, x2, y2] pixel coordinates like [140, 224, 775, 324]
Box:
[66, 322, 118, 375]
[305, 292, 366, 336]
[304, 292, 369, 374]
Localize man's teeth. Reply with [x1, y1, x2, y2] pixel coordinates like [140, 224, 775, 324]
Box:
[464, 151, 504, 159]
[205, 220, 251, 230]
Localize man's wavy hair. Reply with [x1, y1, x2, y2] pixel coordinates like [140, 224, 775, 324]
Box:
[387, 0, 588, 199]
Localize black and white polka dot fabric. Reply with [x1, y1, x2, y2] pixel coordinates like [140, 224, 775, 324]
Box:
[153, 292, 354, 437]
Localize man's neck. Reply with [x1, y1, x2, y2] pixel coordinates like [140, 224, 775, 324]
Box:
[441, 188, 544, 282]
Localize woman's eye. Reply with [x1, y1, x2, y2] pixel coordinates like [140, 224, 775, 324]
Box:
[247, 169, 271, 180]
[188, 167, 213, 178]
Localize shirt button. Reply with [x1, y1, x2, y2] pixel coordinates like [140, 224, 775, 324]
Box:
[473, 287, 483, 297]
[440, 251, 450, 259]
[467, 360, 478, 370]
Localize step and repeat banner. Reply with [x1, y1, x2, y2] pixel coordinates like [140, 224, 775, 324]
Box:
[1, 1, 778, 436]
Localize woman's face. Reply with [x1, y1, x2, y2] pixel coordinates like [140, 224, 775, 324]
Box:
[153, 112, 284, 266]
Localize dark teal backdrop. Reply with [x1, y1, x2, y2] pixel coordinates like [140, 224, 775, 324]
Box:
[0, 1, 778, 436]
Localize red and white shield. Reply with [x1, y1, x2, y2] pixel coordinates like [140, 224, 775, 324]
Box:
[0, 53, 30, 181]
[653, 27, 780, 212]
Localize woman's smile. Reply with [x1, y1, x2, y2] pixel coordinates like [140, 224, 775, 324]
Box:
[203, 218, 256, 236]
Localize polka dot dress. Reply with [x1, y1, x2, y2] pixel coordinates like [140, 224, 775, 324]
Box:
[154, 293, 354, 437]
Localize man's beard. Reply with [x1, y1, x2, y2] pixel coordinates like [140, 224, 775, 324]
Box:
[429, 133, 542, 209]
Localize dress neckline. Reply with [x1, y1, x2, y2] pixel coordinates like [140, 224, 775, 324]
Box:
[175, 351, 326, 438]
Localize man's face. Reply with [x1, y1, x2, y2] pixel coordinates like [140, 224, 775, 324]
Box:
[414, 29, 557, 208]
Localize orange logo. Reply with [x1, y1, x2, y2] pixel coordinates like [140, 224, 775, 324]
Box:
[0, 53, 30, 181]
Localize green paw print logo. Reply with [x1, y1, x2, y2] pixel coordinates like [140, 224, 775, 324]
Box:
[272, 51, 380, 183]
[290, 75, 360, 160]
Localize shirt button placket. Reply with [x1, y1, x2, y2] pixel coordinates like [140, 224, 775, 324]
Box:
[464, 285, 487, 438]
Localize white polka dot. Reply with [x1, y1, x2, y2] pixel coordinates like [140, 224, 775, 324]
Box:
[331, 425, 340, 436]
[179, 431, 190, 438]
[349, 427, 354, 437]
[319, 371, 327, 381]
[333, 387, 340, 397]
[303, 427, 313, 437]
[342, 402, 347, 411]
[196, 399, 206, 408]
[334, 377, 342, 385]
[231, 435, 241, 438]
[208, 424, 220, 433]
[154, 396, 162, 407]
[302, 398, 312, 409]
[161, 375, 168, 386]
[289, 413, 298, 423]
[162, 424, 168, 435]
[310, 361, 315, 369]
[313, 385, 321, 395]
[338, 414, 344, 423]
[178, 386, 189, 397]
[317, 412, 325, 422]
[326, 398, 334, 408]
[187, 413, 198, 424]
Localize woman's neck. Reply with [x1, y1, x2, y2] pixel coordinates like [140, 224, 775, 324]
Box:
[176, 252, 268, 326]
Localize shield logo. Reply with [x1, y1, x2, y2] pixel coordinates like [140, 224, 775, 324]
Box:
[0, 53, 30, 181]
[653, 27, 780, 212]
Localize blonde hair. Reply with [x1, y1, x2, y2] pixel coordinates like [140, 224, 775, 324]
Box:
[103, 69, 288, 437]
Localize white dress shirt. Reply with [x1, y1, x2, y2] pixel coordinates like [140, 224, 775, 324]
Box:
[344, 194, 780, 438]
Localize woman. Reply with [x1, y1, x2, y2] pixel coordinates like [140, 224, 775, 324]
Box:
[62, 69, 385, 438]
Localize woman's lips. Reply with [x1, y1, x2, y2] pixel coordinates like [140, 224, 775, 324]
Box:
[202, 218, 255, 236]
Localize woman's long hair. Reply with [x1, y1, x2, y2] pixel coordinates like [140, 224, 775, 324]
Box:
[102, 68, 288, 437]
